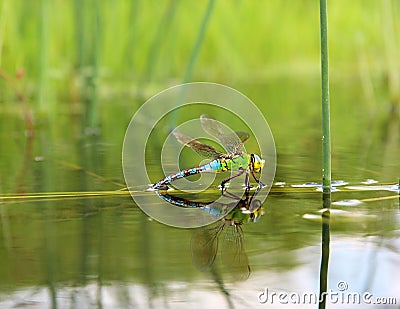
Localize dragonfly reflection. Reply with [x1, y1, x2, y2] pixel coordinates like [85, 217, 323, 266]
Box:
[155, 188, 264, 280]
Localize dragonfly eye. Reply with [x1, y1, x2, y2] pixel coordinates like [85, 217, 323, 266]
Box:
[250, 199, 262, 211]
[250, 205, 265, 222]
[250, 154, 256, 170]
[251, 154, 265, 172]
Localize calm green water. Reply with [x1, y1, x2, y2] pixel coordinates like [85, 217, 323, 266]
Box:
[0, 80, 399, 308]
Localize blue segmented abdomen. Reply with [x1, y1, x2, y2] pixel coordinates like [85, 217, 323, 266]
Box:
[152, 159, 222, 189]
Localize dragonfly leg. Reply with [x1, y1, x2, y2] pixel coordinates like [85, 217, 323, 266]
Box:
[251, 170, 265, 188]
[222, 190, 241, 201]
[244, 186, 251, 199]
[244, 170, 250, 189]
[221, 168, 245, 192]
[223, 186, 251, 207]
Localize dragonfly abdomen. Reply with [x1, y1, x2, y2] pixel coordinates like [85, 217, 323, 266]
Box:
[155, 191, 231, 218]
[152, 159, 229, 189]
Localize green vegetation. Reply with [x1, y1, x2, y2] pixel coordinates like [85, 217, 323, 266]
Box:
[0, 1, 399, 110]
[319, 0, 331, 194]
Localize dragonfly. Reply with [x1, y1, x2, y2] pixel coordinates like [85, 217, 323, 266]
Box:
[155, 188, 264, 280]
[152, 114, 265, 191]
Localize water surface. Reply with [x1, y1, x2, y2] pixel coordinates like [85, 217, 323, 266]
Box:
[0, 80, 399, 308]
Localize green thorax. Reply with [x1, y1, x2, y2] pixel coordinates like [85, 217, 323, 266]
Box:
[219, 153, 250, 172]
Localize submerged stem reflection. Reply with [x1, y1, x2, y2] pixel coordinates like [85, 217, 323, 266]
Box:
[319, 194, 331, 309]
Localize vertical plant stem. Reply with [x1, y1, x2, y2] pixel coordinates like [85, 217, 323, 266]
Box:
[74, 0, 85, 70]
[211, 266, 234, 309]
[0, 0, 8, 66]
[183, 0, 215, 83]
[168, 0, 215, 128]
[382, 0, 400, 112]
[319, 0, 331, 194]
[138, 0, 177, 92]
[126, 0, 140, 71]
[0, 68, 35, 137]
[39, 0, 49, 111]
[36, 134, 58, 308]
[318, 207, 330, 309]
[319, 3, 331, 307]
[87, 0, 100, 130]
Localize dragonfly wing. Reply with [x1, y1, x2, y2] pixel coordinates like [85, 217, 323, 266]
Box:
[200, 114, 248, 155]
[190, 223, 224, 271]
[234, 131, 250, 144]
[221, 224, 250, 281]
[225, 131, 250, 155]
[173, 130, 224, 158]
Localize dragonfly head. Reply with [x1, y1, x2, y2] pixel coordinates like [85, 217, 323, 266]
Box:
[250, 154, 265, 173]
[249, 205, 264, 223]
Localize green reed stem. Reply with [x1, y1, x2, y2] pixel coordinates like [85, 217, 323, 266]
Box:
[183, 0, 215, 83]
[87, 0, 100, 129]
[74, 0, 85, 69]
[319, 0, 331, 194]
[39, 0, 49, 111]
[382, 0, 400, 112]
[0, 0, 7, 66]
[319, 2, 331, 307]
[169, 0, 215, 127]
[138, 0, 177, 92]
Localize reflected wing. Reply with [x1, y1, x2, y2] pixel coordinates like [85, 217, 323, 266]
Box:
[173, 131, 224, 158]
[190, 222, 224, 271]
[200, 114, 249, 155]
[221, 224, 250, 281]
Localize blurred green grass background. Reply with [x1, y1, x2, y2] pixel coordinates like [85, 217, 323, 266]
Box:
[0, 0, 399, 111]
